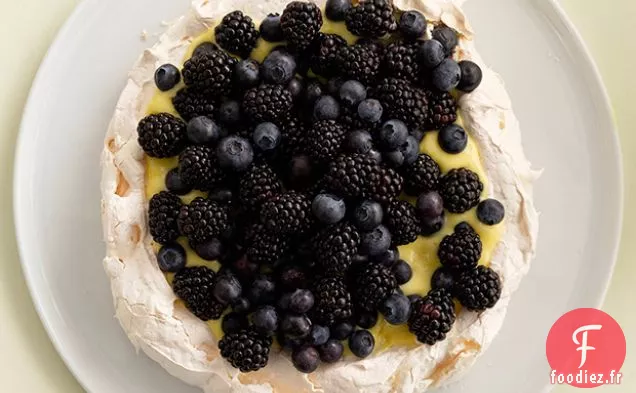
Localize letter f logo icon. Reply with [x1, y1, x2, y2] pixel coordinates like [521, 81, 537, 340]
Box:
[572, 324, 602, 368]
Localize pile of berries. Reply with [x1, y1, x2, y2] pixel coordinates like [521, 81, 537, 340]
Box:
[142, 0, 505, 374]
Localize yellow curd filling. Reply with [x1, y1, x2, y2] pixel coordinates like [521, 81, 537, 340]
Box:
[144, 14, 503, 353]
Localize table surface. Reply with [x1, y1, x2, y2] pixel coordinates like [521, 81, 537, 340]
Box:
[0, 1, 633, 392]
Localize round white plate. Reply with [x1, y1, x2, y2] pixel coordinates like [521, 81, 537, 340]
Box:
[14, 0, 622, 392]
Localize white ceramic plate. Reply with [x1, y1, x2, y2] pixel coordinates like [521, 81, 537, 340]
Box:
[14, 0, 622, 392]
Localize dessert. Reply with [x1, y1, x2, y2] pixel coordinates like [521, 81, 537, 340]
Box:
[100, 0, 539, 391]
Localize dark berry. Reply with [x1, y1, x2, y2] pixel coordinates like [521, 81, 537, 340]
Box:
[312, 193, 346, 224]
[178, 197, 229, 243]
[313, 95, 341, 121]
[282, 314, 313, 339]
[439, 168, 483, 213]
[239, 163, 282, 207]
[155, 64, 180, 91]
[455, 265, 502, 311]
[289, 289, 315, 314]
[477, 199, 505, 225]
[432, 26, 458, 56]
[292, 346, 320, 373]
[232, 297, 251, 314]
[261, 192, 314, 235]
[157, 243, 186, 272]
[214, 11, 259, 57]
[192, 42, 218, 57]
[357, 99, 383, 123]
[138, 113, 186, 158]
[278, 293, 293, 310]
[353, 200, 383, 231]
[385, 199, 421, 246]
[355, 311, 378, 329]
[379, 119, 409, 151]
[345, 130, 373, 154]
[371, 78, 429, 129]
[310, 324, 331, 346]
[260, 14, 284, 42]
[408, 288, 455, 344]
[252, 305, 279, 335]
[354, 264, 397, 312]
[421, 214, 445, 236]
[253, 122, 281, 152]
[178, 145, 226, 190]
[214, 274, 243, 305]
[416, 39, 445, 69]
[186, 116, 221, 145]
[243, 84, 293, 123]
[408, 294, 422, 304]
[432, 58, 461, 92]
[216, 135, 254, 172]
[287, 77, 304, 100]
[371, 247, 399, 267]
[288, 155, 315, 189]
[309, 33, 348, 77]
[349, 330, 375, 358]
[165, 168, 192, 195]
[438, 226, 482, 272]
[319, 339, 344, 363]
[403, 154, 441, 196]
[399, 11, 427, 39]
[172, 88, 216, 121]
[326, 77, 345, 95]
[458, 60, 483, 92]
[326, 0, 352, 21]
[345, 0, 397, 38]
[262, 50, 297, 85]
[331, 321, 354, 340]
[416, 191, 444, 219]
[438, 124, 467, 154]
[359, 225, 392, 256]
[280, 1, 323, 51]
[307, 120, 347, 162]
[393, 260, 413, 285]
[192, 238, 225, 261]
[173, 266, 226, 320]
[367, 149, 383, 163]
[248, 275, 277, 306]
[380, 293, 411, 325]
[382, 42, 420, 81]
[218, 329, 272, 372]
[383, 150, 404, 168]
[312, 277, 353, 325]
[234, 59, 261, 89]
[431, 267, 455, 291]
[335, 44, 381, 84]
[222, 312, 248, 334]
[305, 80, 324, 106]
[339, 80, 367, 107]
[182, 51, 236, 97]
[218, 100, 241, 126]
[209, 188, 233, 204]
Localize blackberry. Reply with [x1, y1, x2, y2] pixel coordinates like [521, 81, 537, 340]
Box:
[178, 145, 225, 191]
[172, 88, 216, 121]
[219, 329, 273, 372]
[182, 51, 236, 97]
[381, 42, 420, 81]
[339, 106, 366, 130]
[309, 33, 348, 77]
[245, 224, 290, 265]
[402, 154, 441, 196]
[425, 89, 458, 130]
[335, 44, 381, 85]
[438, 224, 480, 269]
[137, 113, 187, 158]
[354, 264, 397, 312]
[261, 192, 314, 235]
[408, 288, 456, 345]
[279, 115, 308, 159]
[455, 265, 502, 311]
[280, 1, 323, 51]
[243, 84, 293, 124]
[384, 200, 421, 246]
[312, 277, 353, 326]
[307, 120, 347, 162]
[439, 168, 483, 213]
[371, 78, 429, 129]
[324, 154, 377, 200]
[214, 11, 259, 58]
[239, 163, 282, 208]
[178, 197, 229, 244]
[369, 165, 403, 205]
[345, 0, 397, 38]
[148, 191, 182, 244]
[173, 266, 226, 320]
[313, 222, 360, 276]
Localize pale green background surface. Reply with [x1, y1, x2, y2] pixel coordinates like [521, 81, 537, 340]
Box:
[0, 0, 632, 392]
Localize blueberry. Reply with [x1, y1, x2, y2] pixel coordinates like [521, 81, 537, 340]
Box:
[289, 289, 315, 314]
[380, 120, 409, 150]
[458, 60, 483, 92]
[292, 346, 320, 373]
[282, 314, 312, 339]
[367, 149, 383, 164]
[355, 311, 378, 329]
[208, 188, 233, 204]
[157, 243, 186, 272]
[431, 58, 461, 92]
[477, 199, 505, 225]
[431, 267, 455, 291]
[312, 194, 346, 224]
[407, 294, 422, 304]
[358, 99, 383, 124]
[287, 77, 304, 101]
[416, 40, 446, 69]
[234, 59, 261, 89]
[248, 275, 277, 305]
[326, 0, 352, 21]
[165, 168, 192, 195]
[154, 64, 181, 91]
[213, 275, 242, 305]
[193, 42, 218, 57]
[187, 116, 221, 145]
[421, 214, 445, 236]
[438, 124, 467, 154]
[319, 339, 344, 363]
[349, 330, 375, 358]
[371, 248, 399, 267]
[380, 294, 411, 325]
[252, 305, 279, 335]
[401, 136, 419, 165]
[392, 260, 413, 285]
[399, 11, 427, 40]
[360, 225, 392, 256]
[331, 322, 354, 340]
[313, 95, 340, 121]
[232, 297, 251, 314]
[310, 325, 331, 346]
[218, 100, 241, 126]
[278, 292, 293, 310]
[222, 312, 248, 334]
[326, 77, 344, 95]
[262, 50, 297, 85]
[383, 150, 405, 168]
[253, 122, 281, 152]
[260, 13, 284, 42]
[288, 155, 314, 188]
[416, 191, 444, 219]
[305, 80, 324, 106]
[411, 129, 426, 143]
[192, 238, 225, 261]
[216, 136, 254, 172]
[432, 26, 459, 56]
[339, 80, 367, 107]
[353, 200, 384, 231]
[346, 130, 374, 154]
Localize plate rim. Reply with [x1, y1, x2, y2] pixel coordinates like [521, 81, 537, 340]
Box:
[12, 0, 623, 392]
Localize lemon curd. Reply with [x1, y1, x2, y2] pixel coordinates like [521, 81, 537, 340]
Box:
[144, 14, 503, 353]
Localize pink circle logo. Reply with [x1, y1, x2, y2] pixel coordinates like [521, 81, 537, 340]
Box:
[546, 308, 626, 388]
